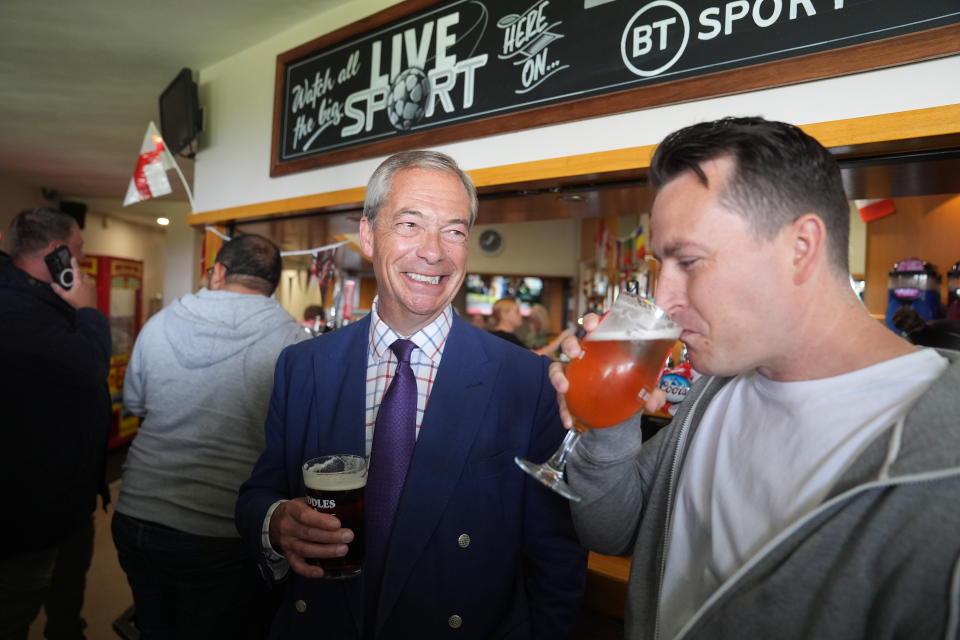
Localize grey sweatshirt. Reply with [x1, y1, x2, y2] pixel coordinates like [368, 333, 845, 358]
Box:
[117, 288, 308, 537]
[568, 349, 960, 640]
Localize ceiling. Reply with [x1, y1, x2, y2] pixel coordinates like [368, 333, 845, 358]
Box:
[0, 0, 353, 212]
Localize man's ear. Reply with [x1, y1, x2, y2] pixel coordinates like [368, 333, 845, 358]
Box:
[359, 217, 375, 260]
[209, 262, 228, 290]
[789, 213, 827, 285]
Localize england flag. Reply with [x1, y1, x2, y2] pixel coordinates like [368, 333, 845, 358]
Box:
[123, 122, 174, 206]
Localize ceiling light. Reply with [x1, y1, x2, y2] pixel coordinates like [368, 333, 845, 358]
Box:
[156, 217, 170, 226]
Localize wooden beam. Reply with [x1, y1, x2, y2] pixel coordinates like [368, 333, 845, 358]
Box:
[189, 104, 960, 226]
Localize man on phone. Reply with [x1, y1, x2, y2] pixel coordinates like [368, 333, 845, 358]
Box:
[0, 206, 111, 640]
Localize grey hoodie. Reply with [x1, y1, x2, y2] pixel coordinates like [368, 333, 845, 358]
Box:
[568, 349, 960, 640]
[117, 288, 308, 537]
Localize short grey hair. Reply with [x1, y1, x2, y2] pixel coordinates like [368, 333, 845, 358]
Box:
[363, 150, 478, 228]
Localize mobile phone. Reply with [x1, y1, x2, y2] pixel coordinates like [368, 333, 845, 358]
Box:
[44, 245, 75, 289]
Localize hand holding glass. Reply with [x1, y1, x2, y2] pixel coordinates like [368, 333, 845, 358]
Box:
[302, 454, 367, 578]
[514, 292, 681, 501]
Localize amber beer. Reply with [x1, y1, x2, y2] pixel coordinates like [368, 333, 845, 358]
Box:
[564, 329, 678, 429]
[302, 455, 367, 579]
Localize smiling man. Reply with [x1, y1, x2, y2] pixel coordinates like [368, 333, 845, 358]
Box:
[561, 118, 960, 639]
[236, 150, 586, 639]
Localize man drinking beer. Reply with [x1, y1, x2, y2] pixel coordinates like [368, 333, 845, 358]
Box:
[557, 117, 960, 639]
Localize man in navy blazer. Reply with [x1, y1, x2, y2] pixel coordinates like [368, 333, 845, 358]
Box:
[236, 150, 586, 639]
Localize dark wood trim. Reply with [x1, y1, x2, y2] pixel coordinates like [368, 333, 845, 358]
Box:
[196, 103, 960, 225]
[270, 5, 959, 177]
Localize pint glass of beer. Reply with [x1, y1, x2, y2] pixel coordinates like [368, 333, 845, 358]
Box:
[302, 454, 367, 578]
[515, 292, 681, 501]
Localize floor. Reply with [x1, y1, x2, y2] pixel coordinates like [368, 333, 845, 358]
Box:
[27, 444, 624, 639]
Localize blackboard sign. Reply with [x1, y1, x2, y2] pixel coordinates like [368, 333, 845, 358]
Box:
[272, 0, 959, 175]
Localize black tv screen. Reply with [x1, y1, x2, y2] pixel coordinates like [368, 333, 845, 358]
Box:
[159, 68, 202, 157]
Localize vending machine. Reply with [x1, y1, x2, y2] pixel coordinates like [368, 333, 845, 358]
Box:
[885, 258, 943, 330]
[80, 255, 143, 448]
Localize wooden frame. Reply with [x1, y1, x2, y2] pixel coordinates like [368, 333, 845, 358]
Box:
[269, 0, 958, 178]
[194, 103, 960, 226]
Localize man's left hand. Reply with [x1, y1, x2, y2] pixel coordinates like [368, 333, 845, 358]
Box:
[549, 313, 667, 429]
[51, 257, 98, 310]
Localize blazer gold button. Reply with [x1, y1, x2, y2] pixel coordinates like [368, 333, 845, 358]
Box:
[457, 533, 471, 548]
[448, 614, 463, 628]
[295, 599, 307, 613]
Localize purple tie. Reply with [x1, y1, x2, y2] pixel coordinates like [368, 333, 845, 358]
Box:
[365, 339, 417, 605]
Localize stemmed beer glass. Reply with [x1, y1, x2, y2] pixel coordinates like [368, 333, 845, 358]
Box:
[514, 290, 681, 501]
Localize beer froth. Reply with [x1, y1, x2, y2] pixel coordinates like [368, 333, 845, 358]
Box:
[303, 467, 367, 491]
[586, 327, 680, 342]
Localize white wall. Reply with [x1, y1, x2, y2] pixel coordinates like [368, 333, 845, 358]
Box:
[467, 218, 579, 277]
[160, 205, 201, 307]
[190, 0, 960, 213]
[83, 197, 199, 309]
[0, 175, 46, 238]
[194, 0, 403, 213]
[81, 210, 166, 317]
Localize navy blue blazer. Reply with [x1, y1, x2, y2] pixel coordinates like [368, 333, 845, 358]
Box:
[236, 313, 587, 639]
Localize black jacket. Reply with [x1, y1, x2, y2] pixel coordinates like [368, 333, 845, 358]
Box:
[0, 250, 111, 556]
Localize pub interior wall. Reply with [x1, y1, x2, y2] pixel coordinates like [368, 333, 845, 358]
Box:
[191, 0, 960, 214]
[467, 218, 580, 278]
[0, 174, 45, 237]
[80, 211, 167, 323]
[186, 3, 959, 320]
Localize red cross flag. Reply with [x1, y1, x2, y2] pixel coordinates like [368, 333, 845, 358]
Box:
[123, 122, 175, 206]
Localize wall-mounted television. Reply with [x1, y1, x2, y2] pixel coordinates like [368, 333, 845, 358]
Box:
[159, 68, 202, 158]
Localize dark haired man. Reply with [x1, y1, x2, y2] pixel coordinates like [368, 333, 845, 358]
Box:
[558, 117, 960, 639]
[112, 233, 308, 639]
[0, 207, 111, 640]
[236, 150, 586, 639]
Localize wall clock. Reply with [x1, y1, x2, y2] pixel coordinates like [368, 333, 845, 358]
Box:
[478, 229, 503, 256]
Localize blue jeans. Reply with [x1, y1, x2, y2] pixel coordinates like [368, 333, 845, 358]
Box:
[111, 512, 280, 640]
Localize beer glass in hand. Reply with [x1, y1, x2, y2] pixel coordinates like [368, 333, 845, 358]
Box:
[514, 292, 681, 501]
[302, 454, 367, 578]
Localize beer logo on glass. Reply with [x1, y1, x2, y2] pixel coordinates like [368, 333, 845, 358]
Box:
[306, 496, 337, 509]
[621, 0, 690, 78]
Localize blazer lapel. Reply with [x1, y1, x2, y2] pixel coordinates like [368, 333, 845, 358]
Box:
[309, 316, 369, 458]
[374, 320, 500, 634]
[308, 317, 370, 634]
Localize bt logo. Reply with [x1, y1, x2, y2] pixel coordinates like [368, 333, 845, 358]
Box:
[621, 1, 689, 78]
[621, 0, 847, 78]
